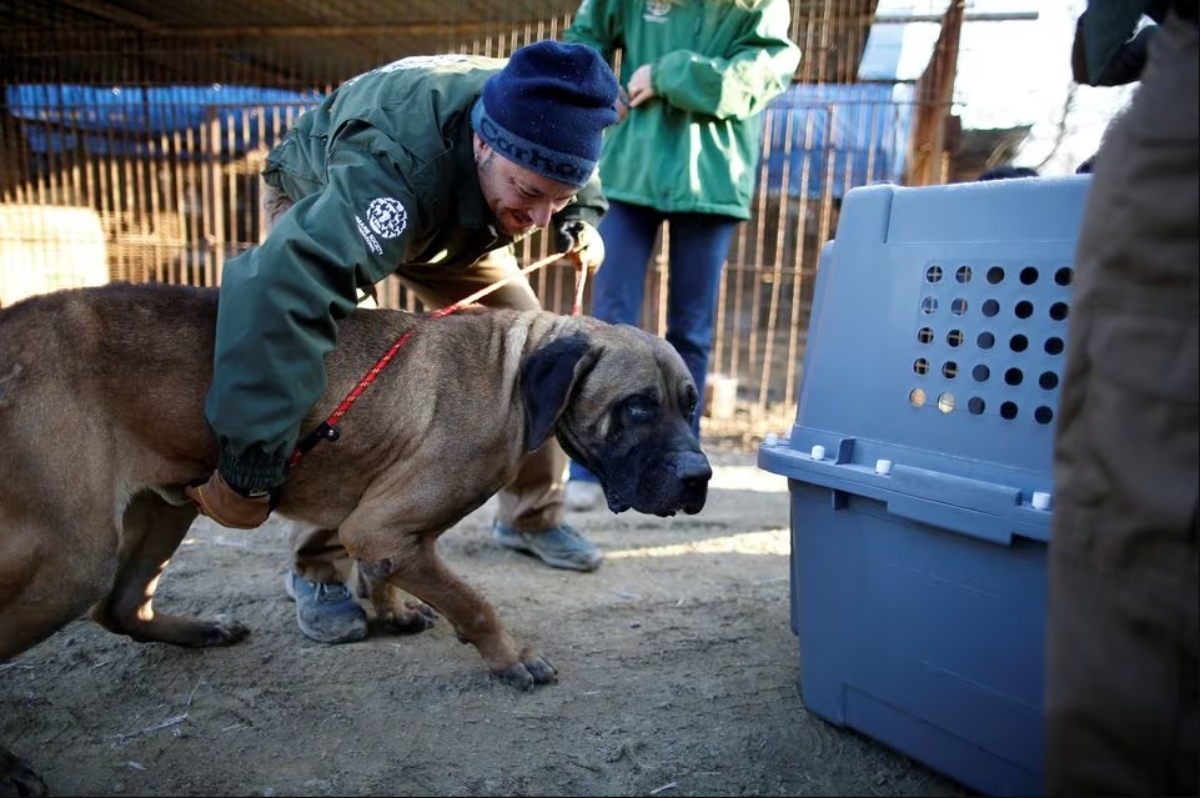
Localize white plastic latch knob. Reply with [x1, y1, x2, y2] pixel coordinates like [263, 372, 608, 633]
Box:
[875, 459, 893, 476]
[1032, 491, 1052, 511]
[810, 444, 827, 461]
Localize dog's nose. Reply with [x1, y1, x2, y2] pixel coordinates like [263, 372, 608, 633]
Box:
[672, 451, 711, 515]
[673, 451, 712, 485]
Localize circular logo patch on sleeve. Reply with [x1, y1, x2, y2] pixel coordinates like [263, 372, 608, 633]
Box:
[367, 197, 408, 239]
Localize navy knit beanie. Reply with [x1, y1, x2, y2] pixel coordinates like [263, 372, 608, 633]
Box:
[471, 41, 620, 189]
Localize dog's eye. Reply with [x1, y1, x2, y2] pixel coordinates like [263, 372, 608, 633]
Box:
[681, 385, 699, 423]
[620, 396, 657, 425]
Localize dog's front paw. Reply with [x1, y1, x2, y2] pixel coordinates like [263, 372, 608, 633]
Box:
[491, 649, 557, 691]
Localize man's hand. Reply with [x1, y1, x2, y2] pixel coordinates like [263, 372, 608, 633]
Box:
[184, 471, 271, 529]
[555, 220, 606, 272]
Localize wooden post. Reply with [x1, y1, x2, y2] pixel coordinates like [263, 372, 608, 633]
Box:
[906, 0, 965, 187]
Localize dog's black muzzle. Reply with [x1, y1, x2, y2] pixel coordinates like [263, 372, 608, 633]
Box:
[614, 448, 711, 517]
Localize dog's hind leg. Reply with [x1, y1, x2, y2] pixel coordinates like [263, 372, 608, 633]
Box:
[0, 510, 87, 797]
[88, 491, 250, 647]
[0, 510, 116, 662]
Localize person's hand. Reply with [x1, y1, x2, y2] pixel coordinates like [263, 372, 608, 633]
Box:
[185, 471, 271, 529]
[626, 64, 656, 108]
[555, 220, 606, 272]
[616, 86, 631, 123]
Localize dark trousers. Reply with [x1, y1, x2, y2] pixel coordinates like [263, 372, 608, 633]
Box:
[568, 199, 738, 484]
[1045, 11, 1199, 796]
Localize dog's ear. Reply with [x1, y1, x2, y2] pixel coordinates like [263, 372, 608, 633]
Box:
[521, 333, 597, 452]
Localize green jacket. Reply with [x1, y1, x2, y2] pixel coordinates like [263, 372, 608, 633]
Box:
[209, 54, 608, 491]
[564, 0, 800, 219]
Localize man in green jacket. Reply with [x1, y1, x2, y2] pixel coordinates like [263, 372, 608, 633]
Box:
[561, 0, 800, 510]
[185, 41, 620, 645]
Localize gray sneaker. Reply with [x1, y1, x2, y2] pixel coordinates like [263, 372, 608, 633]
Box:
[284, 571, 369, 644]
[491, 522, 603, 572]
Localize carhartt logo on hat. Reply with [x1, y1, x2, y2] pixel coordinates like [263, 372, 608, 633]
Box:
[471, 40, 620, 189]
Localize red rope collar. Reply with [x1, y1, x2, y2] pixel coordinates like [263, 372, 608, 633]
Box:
[289, 251, 585, 470]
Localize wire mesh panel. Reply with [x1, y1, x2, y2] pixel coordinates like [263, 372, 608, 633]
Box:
[0, 0, 938, 424]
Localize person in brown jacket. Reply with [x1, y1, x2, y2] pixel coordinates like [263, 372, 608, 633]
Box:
[1044, 0, 1199, 794]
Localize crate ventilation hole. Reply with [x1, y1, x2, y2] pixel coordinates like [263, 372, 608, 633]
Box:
[910, 263, 1073, 424]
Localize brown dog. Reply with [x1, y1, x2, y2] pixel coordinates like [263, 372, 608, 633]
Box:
[0, 282, 711, 794]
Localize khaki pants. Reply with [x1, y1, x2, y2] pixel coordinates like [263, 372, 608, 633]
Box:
[1045, 12, 1199, 796]
[259, 182, 567, 583]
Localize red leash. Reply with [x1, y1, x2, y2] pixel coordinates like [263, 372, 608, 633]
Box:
[289, 251, 587, 469]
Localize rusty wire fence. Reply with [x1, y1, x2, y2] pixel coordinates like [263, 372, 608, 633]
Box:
[1, 1, 934, 445]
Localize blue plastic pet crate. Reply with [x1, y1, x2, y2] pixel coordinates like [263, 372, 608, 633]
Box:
[758, 176, 1092, 797]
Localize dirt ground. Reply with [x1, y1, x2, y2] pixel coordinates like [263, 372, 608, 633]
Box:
[2, 441, 972, 798]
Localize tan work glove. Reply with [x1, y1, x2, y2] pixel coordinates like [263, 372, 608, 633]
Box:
[184, 471, 271, 529]
[555, 220, 606, 273]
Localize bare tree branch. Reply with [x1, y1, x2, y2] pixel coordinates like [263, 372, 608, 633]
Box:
[1035, 81, 1079, 172]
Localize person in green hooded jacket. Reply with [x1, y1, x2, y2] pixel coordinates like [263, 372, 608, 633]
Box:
[561, 0, 800, 510]
[184, 41, 621, 645]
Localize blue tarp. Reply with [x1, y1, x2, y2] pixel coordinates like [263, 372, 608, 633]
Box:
[5, 84, 323, 159]
[759, 82, 916, 199]
[8, 82, 914, 197]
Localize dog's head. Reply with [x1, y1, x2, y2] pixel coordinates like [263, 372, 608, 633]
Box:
[521, 325, 711, 517]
